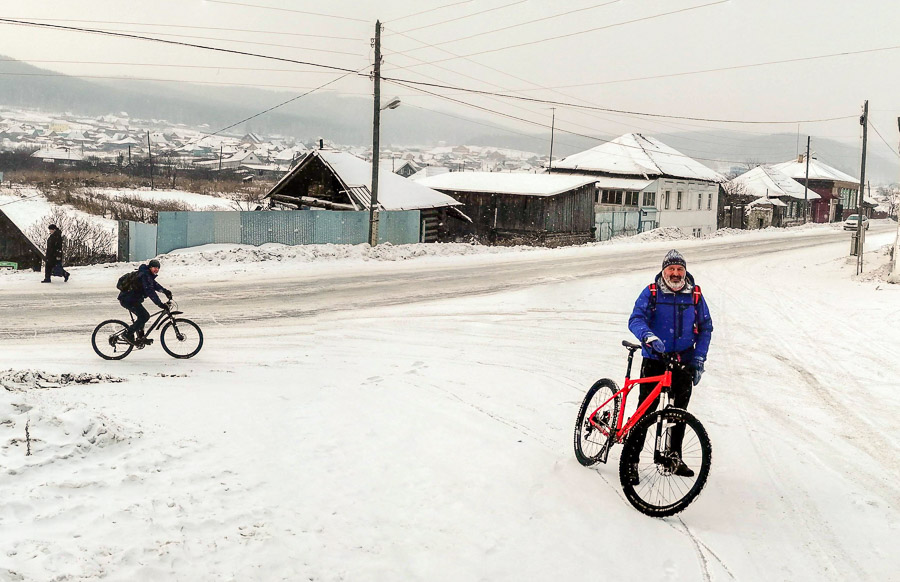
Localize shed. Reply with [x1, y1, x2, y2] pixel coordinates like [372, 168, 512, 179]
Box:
[417, 172, 596, 246]
[0, 209, 44, 271]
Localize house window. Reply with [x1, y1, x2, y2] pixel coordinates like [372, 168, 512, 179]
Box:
[664, 190, 671, 209]
[625, 191, 639, 206]
[698, 193, 702, 210]
[707, 193, 712, 210]
[677, 191, 683, 210]
[602, 190, 623, 204]
[642, 191, 656, 207]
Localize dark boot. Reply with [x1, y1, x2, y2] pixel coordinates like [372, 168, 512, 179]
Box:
[64, 271, 70, 282]
[673, 460, 695, 478]
[41, 279, 51, 283]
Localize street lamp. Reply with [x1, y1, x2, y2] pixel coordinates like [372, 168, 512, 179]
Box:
[381, 97, 401, 111]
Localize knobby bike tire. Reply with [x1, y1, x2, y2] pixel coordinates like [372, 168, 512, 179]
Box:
[573, 378, 620, 466]
[91, 319, 134, 360]
[160, 318, 203, 359]
[618, 407, 711, 517]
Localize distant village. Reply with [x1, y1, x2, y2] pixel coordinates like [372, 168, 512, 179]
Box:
[0, 105, 895, 258]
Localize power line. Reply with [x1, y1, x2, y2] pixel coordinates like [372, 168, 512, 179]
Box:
[395, 0, 620, 51]
[501, 44, 900, 91]
[388, 78, 770, 166]
[388, 0, 475, 24]
[388, 0, 528, 35]
[0, 18, 364, 75]
[869, 122, 900, 160]
[202, 0, 369, 23]
[0, 17, 362, 41]
[55, 25, 363, 56]
[384, 76, 856, 125]
[0, 58, 342, 75]
[386, 1, 729, 68]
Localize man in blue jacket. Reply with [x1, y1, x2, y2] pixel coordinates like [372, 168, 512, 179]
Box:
[118, 259, 172, 345]
[627, 249, 713, 480]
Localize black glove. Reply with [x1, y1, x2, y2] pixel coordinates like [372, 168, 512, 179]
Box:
[163, 290, 173, 300]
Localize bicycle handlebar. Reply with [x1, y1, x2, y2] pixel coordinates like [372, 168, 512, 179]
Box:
[622, 339, 692, 370]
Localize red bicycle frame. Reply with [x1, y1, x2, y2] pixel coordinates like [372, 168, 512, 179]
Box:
[588, 344, 675, 443]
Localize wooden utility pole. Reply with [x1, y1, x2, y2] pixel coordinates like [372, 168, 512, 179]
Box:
[548, 107, 556, 171]
[369, 20, 382, 246]
[803, 136, 810, 223]
[855, 100, 868, 274]
[147, 131, 154, 190]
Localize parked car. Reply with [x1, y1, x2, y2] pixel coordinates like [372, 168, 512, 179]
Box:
[844, 214, 869, 230]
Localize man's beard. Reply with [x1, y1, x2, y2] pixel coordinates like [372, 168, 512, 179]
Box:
[663, 273, 685, 291]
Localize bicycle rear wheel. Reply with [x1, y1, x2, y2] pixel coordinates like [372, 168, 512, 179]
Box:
[574, 378, 620, 466]
[619, 407, 711, 517]
[160, 318, 203, 359]
[91, 319, 134, 360]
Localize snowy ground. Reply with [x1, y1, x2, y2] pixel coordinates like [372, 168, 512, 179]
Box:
[1, 223, 898, 581]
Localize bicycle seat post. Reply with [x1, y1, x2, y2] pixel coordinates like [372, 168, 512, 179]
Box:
[625, 348, 637, 380]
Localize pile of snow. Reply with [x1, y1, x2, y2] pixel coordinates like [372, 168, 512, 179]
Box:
[1, 370, 134, 475]
[625, 227, 692, 242]
[160, 241, 542, 266]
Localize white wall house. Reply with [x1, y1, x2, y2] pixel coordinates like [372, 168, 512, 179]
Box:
[551, 133, 723, 239]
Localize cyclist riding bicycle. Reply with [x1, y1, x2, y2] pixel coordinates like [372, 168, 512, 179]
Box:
[118, 258, 172, 345]
[627, 249, 713, 482]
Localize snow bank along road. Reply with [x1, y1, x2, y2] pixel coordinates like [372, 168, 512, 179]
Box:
[1, 224, 898, 581]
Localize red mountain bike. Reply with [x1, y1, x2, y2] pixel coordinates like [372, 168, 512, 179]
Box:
[574, 340, 712, 517]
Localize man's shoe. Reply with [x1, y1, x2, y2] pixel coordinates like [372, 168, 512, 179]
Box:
[626, 463, 640, 486]
[40, 279, 51, 283]
[64, 272, 70, 282]
[124, 330, 136, 345]
[673, 460, 695, 478]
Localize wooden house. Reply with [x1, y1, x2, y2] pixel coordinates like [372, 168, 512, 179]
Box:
[417, 172, 596, 246]
[265, 149, 465, 242]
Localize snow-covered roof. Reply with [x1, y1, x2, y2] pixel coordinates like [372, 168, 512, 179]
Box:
[771, 157, 858, 184]
[268, 150, 460, 211]
[418, 172, 596, 197]
[408, 166, 450, 181]
[730, 165, 821, 201]
[553, 133, 723, 182]
[748, 196, 786, 207]
[593, 176, 655, 191]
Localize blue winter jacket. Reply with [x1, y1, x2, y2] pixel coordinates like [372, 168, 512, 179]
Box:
[118, 264, 169, 308]
[628, 271, 713, 363]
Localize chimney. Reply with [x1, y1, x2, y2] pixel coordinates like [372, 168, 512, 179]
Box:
[797, 153, 804, 163]
[319, 139, 324, 150]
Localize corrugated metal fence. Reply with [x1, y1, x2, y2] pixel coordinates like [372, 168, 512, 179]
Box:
[118, 220, 159, 262]
[152, 210, 421, 255]
[595, 210, 641, 241]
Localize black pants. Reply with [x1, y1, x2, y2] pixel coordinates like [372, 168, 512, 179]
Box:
[43, 260, 69, 281]
[121, 300, 150, 335]
[635, 357, 694, 456]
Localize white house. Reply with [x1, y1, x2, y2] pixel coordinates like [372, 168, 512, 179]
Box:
[550, 133, 723, 239]
[727, 165, 821, 227]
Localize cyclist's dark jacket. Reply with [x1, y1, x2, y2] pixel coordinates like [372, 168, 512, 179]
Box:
[628, 271, 713, 362]
[118, 264, 169, 308]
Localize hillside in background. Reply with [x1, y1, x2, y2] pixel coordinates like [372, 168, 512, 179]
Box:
[1, 57, 894, 181]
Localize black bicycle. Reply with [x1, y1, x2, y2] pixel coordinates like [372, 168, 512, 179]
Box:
[91, 300, 203, 360]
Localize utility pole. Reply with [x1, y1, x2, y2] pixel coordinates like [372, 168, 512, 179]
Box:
[147, 130, 154, 190]
[219, 144, 223, 172]
[369, 20, 382, 246]
[803, 136, 810, 223]
[891, 116, 900, 282]
[548, 107, 556, 171]
[855, 100, 868, 274]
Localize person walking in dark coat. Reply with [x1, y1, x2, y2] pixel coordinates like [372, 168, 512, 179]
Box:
[118, 258, 172, 344]
[41, 224, 70, 283]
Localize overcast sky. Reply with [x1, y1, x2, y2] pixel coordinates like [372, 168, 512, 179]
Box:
[2, 0, 899, 161]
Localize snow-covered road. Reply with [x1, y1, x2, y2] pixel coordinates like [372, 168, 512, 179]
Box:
[1, 225, 898, 581]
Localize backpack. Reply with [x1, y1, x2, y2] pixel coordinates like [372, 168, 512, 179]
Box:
[648, 283, 703, 335]
[116, 270, 141, 293]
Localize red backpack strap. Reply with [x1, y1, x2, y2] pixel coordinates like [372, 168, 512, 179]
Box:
[692, 285, 702, 305]
[692, 285, 702, 334]
[648, 283, 657, 311]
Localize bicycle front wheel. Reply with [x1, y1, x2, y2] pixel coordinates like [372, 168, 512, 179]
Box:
[574, 378, 620, 466]
[91, 319, 134, 360]
[619, 407, 711, 517]
[160, 318, 203, 359]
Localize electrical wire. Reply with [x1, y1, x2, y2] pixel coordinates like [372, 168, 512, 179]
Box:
[0, 17, 362, 41]
[386, 1, 729, 67]
[202, 0, 368, 23]
[394, 0, 620, 51]
[0, 18, 364, 75]
[388, 0, 528, 35]
[0, 58, 342, 75]
[388, 0, 475, 24]
[869, 122, 900, 160]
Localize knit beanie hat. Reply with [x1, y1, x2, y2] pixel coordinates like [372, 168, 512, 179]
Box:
[48, 224, 58, 231]
[662, 249, 686, 269]
[148, 259, 161, 269]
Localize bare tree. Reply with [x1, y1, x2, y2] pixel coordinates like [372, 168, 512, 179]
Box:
[26, 208, 116, 266]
